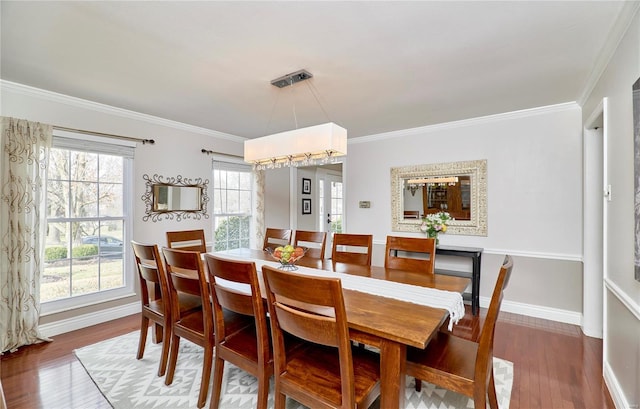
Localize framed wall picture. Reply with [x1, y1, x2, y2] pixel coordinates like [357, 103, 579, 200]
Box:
[302, 178, 311, 194]
[302, 198, 311, 214]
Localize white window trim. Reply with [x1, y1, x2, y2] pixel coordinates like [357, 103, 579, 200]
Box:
[40, 131, 135, 315]
[212, 156, 255, 250]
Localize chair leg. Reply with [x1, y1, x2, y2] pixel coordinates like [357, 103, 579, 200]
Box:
[137, 316, 149, 360]
[165, 335, 181, 386]
[256, 368, 270, 409]
[197, 346, 214, 408]
[274, 389, 286, 409]
[209, 357, 225, 409]
[473, 384, 487, 409]
[157, 324, 170, 377]
[488, 369, 499, 409]
[415, 378, 422, 392]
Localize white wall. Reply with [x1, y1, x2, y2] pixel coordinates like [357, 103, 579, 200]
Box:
[295, 167, 318, 231]
[1, 81, 245, 324]
[264, 167, 291, 231]
[347, 104, 585, 318]
[581, 6, 640, 408]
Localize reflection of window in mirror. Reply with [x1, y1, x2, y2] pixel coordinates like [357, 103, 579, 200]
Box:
[153, 185, 202, 212]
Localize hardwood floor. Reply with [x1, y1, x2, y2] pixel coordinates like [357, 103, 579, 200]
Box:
[1, 307, 614, 409]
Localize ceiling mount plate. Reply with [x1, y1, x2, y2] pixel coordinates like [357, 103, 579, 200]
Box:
[270, 69, 313, 88]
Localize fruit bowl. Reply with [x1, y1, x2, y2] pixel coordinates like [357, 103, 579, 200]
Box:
[265, 245, 307, 271]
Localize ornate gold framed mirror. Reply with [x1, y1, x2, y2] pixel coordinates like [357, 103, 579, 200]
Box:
[391, 160, 487, 236]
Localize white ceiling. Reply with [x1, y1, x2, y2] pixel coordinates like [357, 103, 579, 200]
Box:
[0, 1, 629, 139]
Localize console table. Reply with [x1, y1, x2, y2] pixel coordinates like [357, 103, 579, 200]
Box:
[435, 245, 483, 315]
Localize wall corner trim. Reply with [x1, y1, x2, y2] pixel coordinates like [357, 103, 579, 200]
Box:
[604, 361, 633, 409]
[577, 1, 640, 106]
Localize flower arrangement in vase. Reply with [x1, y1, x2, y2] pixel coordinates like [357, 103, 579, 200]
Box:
[420, 211, 453, 244]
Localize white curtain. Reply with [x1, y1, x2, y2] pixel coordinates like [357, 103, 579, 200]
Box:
[0, 117, 53, 353]
[254, 169, 266, 248]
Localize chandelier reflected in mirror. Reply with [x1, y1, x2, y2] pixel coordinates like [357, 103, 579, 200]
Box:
[244, 69, 347, 170]
[406, 176, 460, 190]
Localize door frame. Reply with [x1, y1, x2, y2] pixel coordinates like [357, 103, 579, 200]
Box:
[583, 98, 607, 339]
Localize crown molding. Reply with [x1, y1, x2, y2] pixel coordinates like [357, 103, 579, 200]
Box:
[0, 80, 246, 143]
[349, 101, 579, 145]
[577, 1, 640, 106]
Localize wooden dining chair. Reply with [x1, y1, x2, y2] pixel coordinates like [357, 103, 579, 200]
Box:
[131, 241, 173, 377]
[262, 228, 292, 251]
[406, 255, 514, 409]
[162, 247, 249, 408]
[262, 264, 381, 409]
[331, 233, 373, 266]
[166, 229, 207, 253]
[203, 254, 272, 409]
[384, 236, 436, 274]
[293, 230, 327, 259]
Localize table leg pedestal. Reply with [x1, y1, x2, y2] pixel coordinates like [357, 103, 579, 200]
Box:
[379, 340, 406, 408]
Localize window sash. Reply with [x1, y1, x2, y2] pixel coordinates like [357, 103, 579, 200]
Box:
[212, 159, 254, 251]
[41, 134, 134, 314]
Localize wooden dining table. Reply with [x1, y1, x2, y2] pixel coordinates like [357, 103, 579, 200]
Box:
[214, 248, 470, 408]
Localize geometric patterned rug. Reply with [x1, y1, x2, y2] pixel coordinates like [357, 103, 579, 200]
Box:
[74, 330, 513, 409]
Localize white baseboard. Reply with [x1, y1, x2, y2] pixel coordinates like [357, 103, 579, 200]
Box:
[481, 296, 583, 326]
[604, 361, 634, 409]
[39, 302, 139, 338]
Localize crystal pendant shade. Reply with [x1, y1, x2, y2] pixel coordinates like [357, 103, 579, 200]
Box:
[244, 122, 347, 170]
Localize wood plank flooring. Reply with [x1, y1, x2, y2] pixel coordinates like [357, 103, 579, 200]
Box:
[1, 307, 614, 409]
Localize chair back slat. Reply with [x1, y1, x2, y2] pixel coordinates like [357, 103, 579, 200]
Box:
[204, 254, 267, 339]
[131, 241, 168, 307]
[166, 229, 207, 253]
[276, 302, 341, 347]
[384, 236, 436, 274]
[162, 247, 210, 314]
[331, 233, 373, 266]
[138, 263, 161, 286]
[293, 230, 327, 259]
[263, 265, 347, 347]
[263, 228, 292, 251]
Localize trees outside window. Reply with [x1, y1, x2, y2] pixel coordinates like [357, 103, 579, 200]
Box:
[212, 167, 252, 251]
[43, 147, 128, 302]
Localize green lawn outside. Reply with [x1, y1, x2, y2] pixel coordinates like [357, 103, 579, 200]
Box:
[41, 257, 124, 302]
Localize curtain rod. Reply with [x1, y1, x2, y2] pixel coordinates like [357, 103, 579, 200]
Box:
[201, 150, 242, 159]
[53, 125, 155, 144]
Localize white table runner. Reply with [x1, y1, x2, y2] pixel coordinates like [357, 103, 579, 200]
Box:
[212, 253, 465, 330]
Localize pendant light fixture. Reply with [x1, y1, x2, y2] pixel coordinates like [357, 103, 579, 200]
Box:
[244, 69, 347, 170]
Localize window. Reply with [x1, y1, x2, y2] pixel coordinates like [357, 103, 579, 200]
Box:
[41, 133, 134, 312]
[212, 161, 253, 251]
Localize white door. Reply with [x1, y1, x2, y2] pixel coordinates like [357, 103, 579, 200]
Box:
[318, 173, 343, 258]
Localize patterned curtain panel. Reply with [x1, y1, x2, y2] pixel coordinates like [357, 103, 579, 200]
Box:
[254, 169, 266, 249]
[0, 117, 53, 353]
